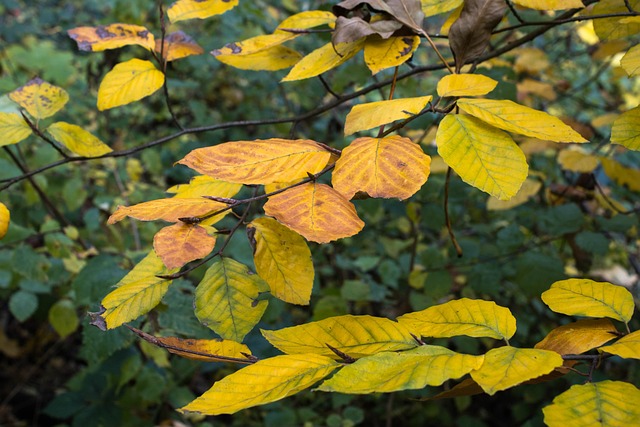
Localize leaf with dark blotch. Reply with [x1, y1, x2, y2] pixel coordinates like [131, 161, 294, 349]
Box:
[448, 0, 506, 72]
[332, 16, 402, 44]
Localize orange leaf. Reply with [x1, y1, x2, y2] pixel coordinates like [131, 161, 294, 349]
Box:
[153, 223, 217, 269]
[535, 319, 619, 355]
[332, 136, 431, 200]
[263, 183, 364, 243]
[68, 23, 155, 52]
[108, 198, 226, 224]
[156, 31, 204, 61]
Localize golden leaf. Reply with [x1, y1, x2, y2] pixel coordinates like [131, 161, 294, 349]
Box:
[212, 33, 298, 57]
[599, 330, 640, 360]
[557, 149, 600, 172]
[166, 175, 242, 199]
[511, 0, 583, 9]
[108, 198, 226, 224]
[344, 96, 432, 135]
[0, 202, 9, 240]
[214, 45, 302, 71]
[611, 106, 640, 151]
[9, 78, 69, 119]
[621, 44, 640, 76]
[275, 10, 336, 32]
[67, 23, 155, 52]
[436, 74, 498, 97]
[517, 79, 557, 101]
[46, 122, 112, 157]
[421, 0, 463, 17]
[535, 319, 618, 355]
[0, 113, 31, 146]
[97, 59, 164, 110]
[156, 31, 204, 61]
[600, 157, 640, 191]
[168, 0, 238, 23]
[153, 223, 217, 269]
[364, 35, 420, 75]
[282, 39, 365, 82]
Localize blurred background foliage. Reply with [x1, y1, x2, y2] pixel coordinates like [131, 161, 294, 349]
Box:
[0, 0, 638, 426]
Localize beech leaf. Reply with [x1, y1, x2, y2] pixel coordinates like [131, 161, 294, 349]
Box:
[153, 223, 217, 270]
[68, 23, 155, 52]
[611, 106, 640, 151]
[0, 113, 32, 146]
[97, 59, 164, 110]
[282, 39, 365, 82]
[275, 10, 337, 32]
[156, 31, 204, 61]
[535, 319, 619, 355]
[599, 330, 640, 360]
[108, 197, 226, 225]
[9, 77, 69, 119]
[46, 122, 112, 157]
[167, 0, 238, 23]
[364, 35, 420, 74]
[344, 95, 432, 135]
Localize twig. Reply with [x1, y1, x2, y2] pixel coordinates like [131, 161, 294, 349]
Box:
[377, 66, 399, 137]
[444, 168, 463, 257]
[19, 111, 69, 158]
[158, 1, 183, 131]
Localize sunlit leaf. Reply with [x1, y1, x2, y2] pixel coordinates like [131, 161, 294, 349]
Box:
[541, 279, 635, 323]
[247, 217, 314, 305]
[108, 198, 226, 224]
[397, 298, 517, 340]
[512, 0, 583, 10]
[181, 354, 338, 415]
[194, 258, 268, 342]
[486, 179, 541, 210]
[214, 45, 302, 71]
[457, 98, 588, 143]
[543, 381, 640, 426]
[282, 39, 365, 82]
[168, 0, 238, 23]
[46, 122, 112, 157]
[599, 330, 640, 360]
[262, 315, 418, 359]
[0, 112, 31, 146]
[470, 347, 563, 395]
[344, 96, 432, 135]
[263, 183, 365, 243]
[0, 202, 9, 240]
[156, 31, 204, 61]
[592, 0, 640, 40]
[621, 44, 640, 76]
[437, 74, 497, 97]
[364, 35, 420, 75]
[611, 106, 640, 151]
[557, 149, 600, 172]
[317, 345, 484, 393]
[97, 59, 165, 110]
[421, 0, 463, 17]
[167, 175, 242, 199]
[67, 24, 155, 52]
[153, 223, 217, 269]
[535, 319, 618, 355]
[275, 10, 336, 32]
[9, 77, 69, 119]
[600, 157, 640, 191]
[332, 135, 431, 200]
[436, 114, 528, 200]
[212, 33, 298, 57]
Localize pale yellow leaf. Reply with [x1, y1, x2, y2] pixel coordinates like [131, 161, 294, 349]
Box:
[97, 59, 164, 110]
[436, 114, 528, 200]
[247, 217, 314, 305]
[592, 0, 640, 40]
[275, 10, 336, 32]
[68, 24, 155, 52]
[600, 157, 640, 191]
[9, 78, 69, 119]
[457, 98, 587, 142]
[541, 279, 635, 323]
[344, 96, 432, 135]
[282, 39, 365, 82]
[543, 381, 640, 427]
[214, 45, 302, 71]
[512, 0, 583, 10]
[108, 198, 226, 224]
[535, 319, 618, 355]
[470, 347, 563, 395]
[0, 202, 9, 240]
[397, 298, 517, 340]
[166, 175, 242, 199]
[557, 149, 600, 172]
[262, 315, 418, 359]
[181, 354, 338, 415]
[317, 345, 484, 393]
[599, 330, 640, 360]
[332, 135, 431, 200]
[212, 33, 298, 57]
[517, 78, 557, 101]
[364, 35, 420, 75]
[168, 0, 238, 23]
[0, 112, 31, 146]
[611, 106, 640, 150]
[46, 122, 112, 157]
[437, 74, 498, 97]
[156, 31, 204, 61]
[621, 44, 640, 76]
[593, 40, 630, 60]
[421, 0, 463, 17]
[486, 178, 541, 210]
[153, 223, 216, 269]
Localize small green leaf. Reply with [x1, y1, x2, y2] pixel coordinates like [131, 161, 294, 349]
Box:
[49, 299, 79, 338]
[9, 289, 38, 322]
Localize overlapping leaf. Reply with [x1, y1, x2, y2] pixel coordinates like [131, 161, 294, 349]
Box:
[282, 39, 365, 82]
[9, 78, 68, 119]
[557, 149, 600, 172]
[168, 0, 238, 23]
[535, 319, 618, 355]
[421, 0, 463, 17]
[592, 0, 640, 40]
[599, 330, 640, 360]
[600, 157, 640, 191]
[153, 223, 217, 269]
[512, 0, 583, 9]
[317, 345, 484, 393]
[214, 46, 302, 71]
[108, 198, 226, 224]
[97, 59, 164, 110]
[167, 175, 242, 199]
[275, 10, 337, 32]
[194, 258, 269, 342]
[332, 135, 431, 200]
[541, 279, 635, 323]
[344, 96, 432, 135]
[156, 31, 204, 61]
[0, 113, 31, 146]
[621, 45, 640, 76]
[262, 315, 418, 358]
[611, 106, 640, 151]
[437, 74, 498, 97]
[263, 183, 365, 243]
[397, 298, 517, 340]
[332, 16, 402, 45]
[46, 122, 112, 157]
[181, 354, 338, 415]
[68, 24, 155, 52]
[364, 35, 420, 74]
[212, 33, 297, 57]
[247, 217, 314, 305]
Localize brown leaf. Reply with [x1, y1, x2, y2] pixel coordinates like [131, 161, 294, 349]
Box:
[334, 0, 424, 34]
[332, 16, 402, 44]
[156, 31, 204, 61]
[68, 23, 155, 52]
[153, 223, 217, 269]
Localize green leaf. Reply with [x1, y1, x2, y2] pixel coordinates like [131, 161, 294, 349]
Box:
[49, 299, 79, 338]
[9, 289, 38, 322]
[611, 106, 640, 151]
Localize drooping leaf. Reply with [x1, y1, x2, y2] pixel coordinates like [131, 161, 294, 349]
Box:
[178, 139, 331, 185]
[385, 0, 426, 33]
[167, 175, 242, 199]
[397, 298, 517, 340]
[153, 223, 217, 269]
[282, 39, 365, 82]
[332, 16, 402, 45]
[421, 0, 463, 17]
[156, 31, 204, 61]
[67, 24, 155, 52]
[275, 10, 337, 32]
[457, 98, 588, 142]
[181, 354, 338, 415]
[541, 279, 635, 323]
[611, 106, 640, 151]
[0, 112, 31, 146]
[262, 315, 418, 358]
[557, 149, 600, 172]
[486, 179, 541, 210]
[592, 0, 640, 40]
[247, 217, 314, 305]
[535, 319, 619, 355]
[9, 78, 69, 119]
[470, 347, 563, 395]
[512, 0, 583, 9]
[436, 114, 528, 200]
[97, 59, 165, 110]
[46, 122, 112, 157]
[344, 95, 432, 135]
[332, 135, 431, 200]
[214, 45, 302, 71]
[437, 73, 498, 97]
[108, 198, 226, 224]
[317, 345, 484, 393]
[543, 381, 640, 426]
[168, 0, 239, 23]
[598, 330, 640, 360]
[263, 183, 365, 243]
[364, 35, 420, 74]
[600, 157, 640, 191]
[194, 258, 268, 342]
[0, 202, 9, 239]
[620, 44, 640, 76]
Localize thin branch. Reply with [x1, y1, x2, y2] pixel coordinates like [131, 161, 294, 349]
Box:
[495, 11, 640, 33]
[505, 0, 525, 24]
[444, 168, 463, 258]
[318, 74, 341, 100]
[19, 111, 69, 158]
[377, 66, 399, 137]
[158, 1, 184, 130]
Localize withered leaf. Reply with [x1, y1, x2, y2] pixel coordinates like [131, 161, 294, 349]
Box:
[332, 16, 402, 44]
[334, 0, 424, 34]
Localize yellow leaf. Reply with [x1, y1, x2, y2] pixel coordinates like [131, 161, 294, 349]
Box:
[262, 315, 418, 358]
[457, 98, 588, 143]
[179, 139, 331, 184]
[212, 33, 297, 57]
[621, 44, 640, 76]
[317, 345, 484, 393]
[156, 31, 204, 61]
[282, 39, 365, 82]
[592, 40, 630, 60]
[275, 10, 336, 32]
[557, 149, 600, 172]
[46, 122, 112, 157]
[181, 354, 338, 415]
[247, 217, 314, 305]
[214, 45, 302, 71]
[599, 330, 640, 360]
[421, 0, 463, 17]
[168, 0, 238, 23]
[535, 319, 619, 355]
[517, 78, 557, 101]
[9, 78, 69, 119]
[167, 175, 242, 199]
[364, 35, 420, 75]
[344, 96, 432, 135]
[541, 279, 635, 323]
[397, 298, 517, 340]
[0, 112, 31, 146]
[0, 202, 9, 240]
[436, 114, 528, 200]
[194, 258, 268, 342]
[437, 74, 498, 97]
[600, 157, 640, 191]
[263, 182, 365, 243]
[511, 0, 583, 10]
[100, 251, 174, 329]
[440, 4, 462, 35]
[153, 223, 216, 269]
[470, 347, 563, 395]
[543, 381, 640, 427]
[108, 198, 226, 224]
[332, 135, 431, 200]
[67, 23, 155, 52]
[514, 48, 550, 75]
[611, 106, 640, 151]
[97, 59, 164, 110]
[592, 0, 640, 40]
[486, 179, 541, 210]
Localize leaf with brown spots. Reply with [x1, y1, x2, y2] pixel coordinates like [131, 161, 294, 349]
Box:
[9, 78, 69, 119]
[364, 35, 420, 75]
[156, 31, 204, 61]
[68, 23, 155, 52]
[153, 223, 217, 269]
